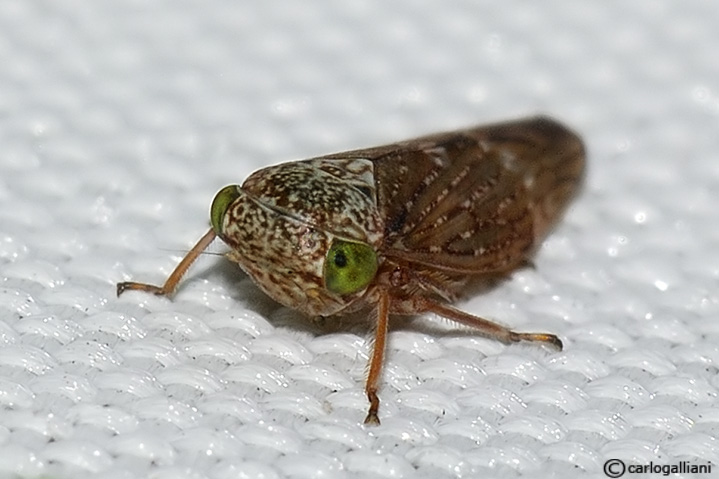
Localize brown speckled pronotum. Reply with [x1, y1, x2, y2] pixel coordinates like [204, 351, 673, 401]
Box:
[118, 116, 585, 424]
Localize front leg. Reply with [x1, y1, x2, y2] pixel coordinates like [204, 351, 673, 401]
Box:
[117, 229, 217, 297]
[363, 289, 390, 425]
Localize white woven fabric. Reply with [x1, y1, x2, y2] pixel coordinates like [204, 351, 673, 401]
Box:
[1, 1, 718, 478]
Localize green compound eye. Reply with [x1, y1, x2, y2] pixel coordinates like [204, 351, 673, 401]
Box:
[210, 185, 241, 235]
[324, 239, 378, 295]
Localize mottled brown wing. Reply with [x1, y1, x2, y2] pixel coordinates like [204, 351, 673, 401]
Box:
[368, 116, 585, 274]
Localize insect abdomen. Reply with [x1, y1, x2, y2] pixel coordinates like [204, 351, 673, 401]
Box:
[474, 116, 585, 241]
[373, 116, 585, 275]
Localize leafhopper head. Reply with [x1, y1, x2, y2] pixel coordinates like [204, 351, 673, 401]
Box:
[208, 175, 381, 317]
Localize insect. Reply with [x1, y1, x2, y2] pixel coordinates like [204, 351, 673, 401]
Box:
[117, 116, 585, 425]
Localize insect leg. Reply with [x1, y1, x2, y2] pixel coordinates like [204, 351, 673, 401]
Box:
[417, 298, 563, 350]
[116, 228, 217, 298]
[364, 289, 390, 425]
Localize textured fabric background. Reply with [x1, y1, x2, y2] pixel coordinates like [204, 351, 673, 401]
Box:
[1, 1, 718, 478]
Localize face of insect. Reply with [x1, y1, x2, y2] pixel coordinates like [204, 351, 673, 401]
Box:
[209, 159, 384, 317]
